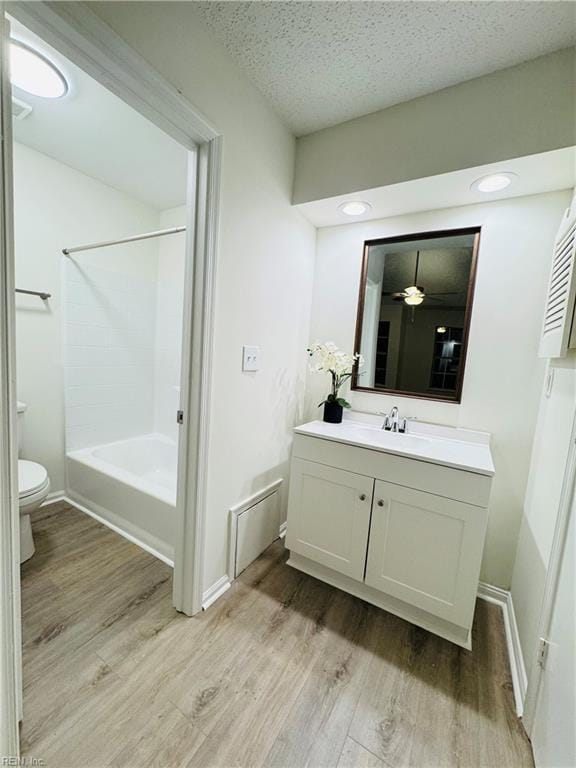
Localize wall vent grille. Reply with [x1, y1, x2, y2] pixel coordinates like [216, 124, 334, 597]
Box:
[539, 195, 576, 358]
[12, 97, 32, 121]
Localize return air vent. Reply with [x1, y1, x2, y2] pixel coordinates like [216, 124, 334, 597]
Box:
[539, 194, 576, 358]
[12, 96, 32, 121]
[228, 480, 282, 578]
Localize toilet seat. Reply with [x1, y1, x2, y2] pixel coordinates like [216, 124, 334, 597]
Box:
[18, 460, 50, 563]
[18, 460, 49, 499]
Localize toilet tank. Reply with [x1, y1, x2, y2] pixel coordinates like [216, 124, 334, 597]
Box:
[17, 401, 27, 456]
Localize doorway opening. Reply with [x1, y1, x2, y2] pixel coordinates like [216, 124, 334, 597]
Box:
[1, 4, 221, 756]
[11, 17, 190, 568]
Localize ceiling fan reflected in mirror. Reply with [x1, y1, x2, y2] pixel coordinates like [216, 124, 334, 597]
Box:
[382, 250, 459, 306]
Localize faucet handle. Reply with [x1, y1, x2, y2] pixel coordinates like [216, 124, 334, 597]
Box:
[378, 411, 391, 431]
[400, 416, 418, 433]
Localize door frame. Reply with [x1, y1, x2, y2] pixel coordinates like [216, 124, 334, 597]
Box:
[0, 8, 21, 757]
[1, 1, 221, 752]
[523, 407, 576, 733]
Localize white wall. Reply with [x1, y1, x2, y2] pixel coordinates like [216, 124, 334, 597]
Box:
[294, 48, 575, 204]
[89, 2, 317, 591]
[153, 206, 186, 442]
[14, 142, 162, 489]
[510, 354, 576, 680]
[307, 190, 571, 588]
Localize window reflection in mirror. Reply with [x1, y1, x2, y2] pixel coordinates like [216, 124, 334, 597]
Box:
[353, 228, 480, 402]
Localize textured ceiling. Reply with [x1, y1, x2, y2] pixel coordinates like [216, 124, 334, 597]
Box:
[192, 1, 576, 136]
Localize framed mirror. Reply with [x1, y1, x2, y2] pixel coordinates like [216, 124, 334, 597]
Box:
[353, 227, 480, 402]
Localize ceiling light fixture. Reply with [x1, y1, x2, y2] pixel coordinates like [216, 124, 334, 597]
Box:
[10, 40, 68, 99]
[471, 172, 516, 193]
[339, 201, 371, 216]
[403, 289, 424, 306]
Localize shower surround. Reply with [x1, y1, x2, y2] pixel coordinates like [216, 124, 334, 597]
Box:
[63, 207, 186, 562]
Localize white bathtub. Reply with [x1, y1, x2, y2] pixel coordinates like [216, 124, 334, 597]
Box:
[67, 434, 178, 564]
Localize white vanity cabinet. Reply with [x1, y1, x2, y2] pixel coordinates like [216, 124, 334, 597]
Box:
[285, 419, 495, 649]
[287, 459, 374, 581]
[365, 481, 487, 629]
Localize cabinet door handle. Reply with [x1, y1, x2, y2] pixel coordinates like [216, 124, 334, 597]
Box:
[377, 499, 384, 507]
[359, 493, 367, 501]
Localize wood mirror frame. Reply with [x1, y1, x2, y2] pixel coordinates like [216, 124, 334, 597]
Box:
[352, 227, 481, 403]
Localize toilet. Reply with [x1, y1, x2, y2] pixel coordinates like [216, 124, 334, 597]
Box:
[17, 402, 50, 563]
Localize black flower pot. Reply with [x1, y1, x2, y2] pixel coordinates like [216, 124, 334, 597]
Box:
[323, 401, 343, 424]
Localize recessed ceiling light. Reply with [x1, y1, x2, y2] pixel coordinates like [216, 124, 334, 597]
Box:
[339, 201, 371, 216]
[471, 172, 516, 193]
[10, 40, 68, 99]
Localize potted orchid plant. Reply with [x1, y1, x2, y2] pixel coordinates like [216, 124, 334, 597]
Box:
[308, 342, 363, 424]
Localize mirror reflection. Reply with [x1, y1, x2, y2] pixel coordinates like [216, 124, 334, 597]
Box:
[353, 228, 479, 401]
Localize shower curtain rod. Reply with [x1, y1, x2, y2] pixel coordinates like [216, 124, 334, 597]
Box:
[62, 225, 186, 256]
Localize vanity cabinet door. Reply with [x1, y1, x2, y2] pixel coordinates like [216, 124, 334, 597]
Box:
[286, 459, 374, 581]
[365, 481, 487, 628]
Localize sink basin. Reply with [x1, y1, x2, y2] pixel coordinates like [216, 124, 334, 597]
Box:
[342, 423, 433, 452]
[294, 416, 495, 476]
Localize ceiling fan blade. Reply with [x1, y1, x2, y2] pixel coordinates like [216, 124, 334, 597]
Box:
[382, 291, 407, 298]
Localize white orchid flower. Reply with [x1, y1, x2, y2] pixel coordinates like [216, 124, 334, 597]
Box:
[307, 341, 363, 410]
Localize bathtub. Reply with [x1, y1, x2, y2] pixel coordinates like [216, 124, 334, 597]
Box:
[66, 434, 178, 564]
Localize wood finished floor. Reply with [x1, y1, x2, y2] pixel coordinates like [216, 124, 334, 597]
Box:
[21, 502, 534, 768]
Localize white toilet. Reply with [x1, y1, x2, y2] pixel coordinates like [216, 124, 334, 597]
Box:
[17, 402, 50, 563]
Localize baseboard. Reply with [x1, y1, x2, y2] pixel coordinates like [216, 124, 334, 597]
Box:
[504, 591, 528, 718]
[42, 489, 66, 504]
[56, 494, 175, 568]
[202, 575, 231, 610]
[279, 521, 287, 539]
[477, 581, 509, 605]
[478, 582, 527, 717]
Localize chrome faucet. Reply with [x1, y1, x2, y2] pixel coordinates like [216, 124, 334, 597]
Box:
[381, 406, 407, 433]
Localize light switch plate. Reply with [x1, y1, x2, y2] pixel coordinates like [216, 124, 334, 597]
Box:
[242, 345, 260, 372]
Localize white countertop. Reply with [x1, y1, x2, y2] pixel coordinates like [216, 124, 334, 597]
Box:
[294, 414, 495, 477]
